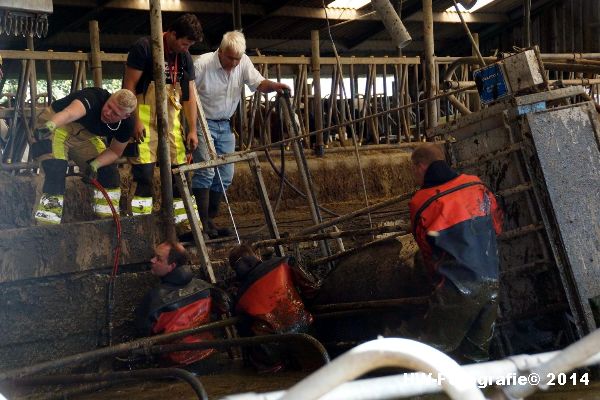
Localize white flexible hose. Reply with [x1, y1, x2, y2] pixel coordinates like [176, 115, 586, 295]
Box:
[279, 337, 485, 400]
[504, 328, 600, 398]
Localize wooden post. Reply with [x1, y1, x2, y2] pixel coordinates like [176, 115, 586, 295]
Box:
[232, 0, 242, 30]
[523, 0, 532, 48]
[302, 62, 310, 147]
[311, 30, 324, 156]
[349, 60, 357, 140]
[382, 59, 390, 144]
[423, 0, 438, 129]
[89, 20, 103, 87]
[149, 0, 176, 242]
[26, 35, 37, 131]
[45, 52, 52, 106]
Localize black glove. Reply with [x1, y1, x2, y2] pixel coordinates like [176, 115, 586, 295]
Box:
[33, 121, 56, 141]
[82, 161, 99, 184]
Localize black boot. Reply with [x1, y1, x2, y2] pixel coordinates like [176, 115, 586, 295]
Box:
[193, 188, 218, 239]
[208, 190, 232, 237]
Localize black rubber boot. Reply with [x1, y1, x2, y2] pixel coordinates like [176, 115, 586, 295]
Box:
[208, 190, 232, 237]
[193, 188, 218, 239]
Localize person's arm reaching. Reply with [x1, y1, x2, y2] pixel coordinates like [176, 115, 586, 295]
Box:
[183, 79, 198, 151]
[83, 139, 128, 182]
[94, 138, 128, 168]
[34, 100, 87, 141]
[257, 79, 290, 94]
[123, 66, 145, 143]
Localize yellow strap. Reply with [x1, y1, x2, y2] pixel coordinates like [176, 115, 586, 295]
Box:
[137, 104, 152, 163]
[89, 135, 107, 153]
[51, 128, 69, 160]
[170, 107, 187, 165]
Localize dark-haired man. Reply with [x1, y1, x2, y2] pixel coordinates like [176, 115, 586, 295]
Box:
[136, 241, 230, 365]
[123, 14, 202, 231]
[404, 143, 503, 362]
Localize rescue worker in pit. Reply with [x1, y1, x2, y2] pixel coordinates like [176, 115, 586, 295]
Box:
[228, 244, 319, 372]
[136, 241, 231, 365]
[401, 143, 503, 362]
[191, 31, 291, 239]
[123, 13, 201, 233]
[31, 88, 137, 224]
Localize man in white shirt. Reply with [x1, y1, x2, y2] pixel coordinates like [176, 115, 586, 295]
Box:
[192, 31, 289, 238]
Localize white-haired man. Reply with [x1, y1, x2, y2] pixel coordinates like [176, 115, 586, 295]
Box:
[192, 30, 290, 238]
[31, 88, 137, 223]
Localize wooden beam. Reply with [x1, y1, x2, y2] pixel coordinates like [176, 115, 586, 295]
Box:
[26, 33, 424, 56]
[406, 11, 508, 23]
[53, 0, 263, 14]
[52, 1, 506, 24]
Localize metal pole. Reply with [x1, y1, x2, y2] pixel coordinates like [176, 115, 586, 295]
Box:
[244, 86, 471, 155]
[471, 32, 481, 111]
[451, 0, 486, 66]
[27, 36, 37, 137]
[297, 190, 414, 236]
[279, 93, 332, 261]
[252, 224, 409, 249]
[308, 231, 407, 267]
[89, 20, 103, 87]
[0, 317, 240, 381]
[45, 51, 53, 104]
[149, 0, 176, 242]
[422, 0, 438, 129]
[312, 297, 429, 313]
[311, 30, 324, 156]
[13, 369, 208, 400]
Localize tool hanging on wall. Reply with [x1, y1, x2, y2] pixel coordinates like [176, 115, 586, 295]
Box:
[0, 1, 53, 38]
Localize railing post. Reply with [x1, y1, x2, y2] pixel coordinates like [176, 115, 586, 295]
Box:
[311, 30, 324, 156]
[149, 0, 176, 241]
[423, 0, 438, 129]
[89, 20, 103, 87]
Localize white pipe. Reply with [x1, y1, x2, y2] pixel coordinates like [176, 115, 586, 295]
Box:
[371, 0, 412, 49]
[504, 328, 600, 398]
[278, 338, 484, 400]
[220, 350, 600, 400]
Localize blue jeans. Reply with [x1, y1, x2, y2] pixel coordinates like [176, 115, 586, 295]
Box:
[191, 119, 235, 192]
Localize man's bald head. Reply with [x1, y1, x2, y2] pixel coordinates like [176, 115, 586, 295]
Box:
[411, 143, 446, 166]
[411, 143, 446, 186]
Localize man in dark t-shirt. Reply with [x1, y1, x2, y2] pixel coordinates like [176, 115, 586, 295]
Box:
[123, 13, 202, 233]
[31, 87, 137, 224]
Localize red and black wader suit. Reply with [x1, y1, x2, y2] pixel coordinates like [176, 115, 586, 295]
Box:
[233, 256, 313, 370]
[408, 160, 503, 361]
[136, 266, 230, 365]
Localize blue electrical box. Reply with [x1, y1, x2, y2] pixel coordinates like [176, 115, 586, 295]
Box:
[473, 63, 511, 105]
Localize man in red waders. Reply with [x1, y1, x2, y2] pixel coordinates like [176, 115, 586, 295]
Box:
[403, 143, 503, 363]
[228, 244, 318, 373]
[136, 241, 230, 365]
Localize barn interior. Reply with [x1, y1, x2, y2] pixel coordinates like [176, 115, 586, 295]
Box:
[0, 0, 599, 399]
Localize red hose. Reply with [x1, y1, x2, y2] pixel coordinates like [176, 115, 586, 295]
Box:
[87, 177, 121, 346]
[89, 178, 121, 278]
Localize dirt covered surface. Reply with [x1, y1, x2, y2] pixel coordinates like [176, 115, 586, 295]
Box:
[70, 369, 308, 400]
